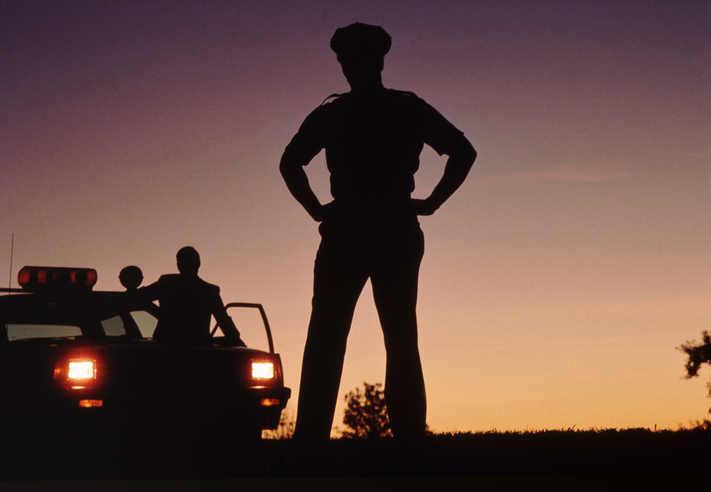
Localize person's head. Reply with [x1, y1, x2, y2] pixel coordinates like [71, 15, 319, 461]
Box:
[176, 246, 200, 277]
[330, 23, 391, 90]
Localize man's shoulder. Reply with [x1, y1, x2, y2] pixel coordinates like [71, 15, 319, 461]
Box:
[156, 274, 217, 290]
[298, 95, 343, 126]
[386, 88, 421, 99]
[195, 277, 220, 294]
[322, 89, 423, 101]
[385, 89, 436, 110]
[157, 274, 180, 284]
[319, 92, 348, 106]
[317, 89, 427, 112]
[310, 93, 349, 118]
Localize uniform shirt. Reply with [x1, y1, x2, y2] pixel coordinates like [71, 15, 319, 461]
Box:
[284, 88, 465, 214]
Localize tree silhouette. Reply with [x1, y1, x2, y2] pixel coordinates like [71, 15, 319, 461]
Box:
[340, 382, 392, 438]
[679, 330, 711, 413]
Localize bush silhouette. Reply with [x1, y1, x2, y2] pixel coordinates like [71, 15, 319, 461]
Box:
[341, 382, 392, 438]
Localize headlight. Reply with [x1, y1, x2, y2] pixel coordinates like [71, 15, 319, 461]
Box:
[68, 360, 96, 380]
[252, 362, 275, 380]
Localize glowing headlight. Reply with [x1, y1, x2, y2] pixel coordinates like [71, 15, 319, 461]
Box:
[68, 360, 96, 380]
[252, 362, 274, 379]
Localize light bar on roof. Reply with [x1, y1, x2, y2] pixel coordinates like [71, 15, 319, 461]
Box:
[18, 266, 98, 291]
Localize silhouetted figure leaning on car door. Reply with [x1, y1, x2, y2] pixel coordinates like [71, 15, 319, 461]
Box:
[280, 23, 476, 442]
[139, 246, 244, 346]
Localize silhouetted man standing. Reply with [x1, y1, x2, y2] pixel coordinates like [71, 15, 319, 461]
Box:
[280, 23, 476, 442]
[140, 246, 244, 346]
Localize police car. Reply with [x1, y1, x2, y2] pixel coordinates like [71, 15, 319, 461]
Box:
[0, 265, 291, 446]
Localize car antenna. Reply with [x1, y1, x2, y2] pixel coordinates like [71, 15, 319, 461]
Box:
[7, 233, 14, 293]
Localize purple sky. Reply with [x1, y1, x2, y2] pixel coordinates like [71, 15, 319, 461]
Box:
[2, 0, 710, 432]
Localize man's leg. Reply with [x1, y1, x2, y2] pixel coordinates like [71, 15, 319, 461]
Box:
[371, 226, 426, 440]
[294, 237, 368, 442]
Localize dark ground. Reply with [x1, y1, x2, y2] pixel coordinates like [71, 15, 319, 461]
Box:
[1, 428, 709, 489]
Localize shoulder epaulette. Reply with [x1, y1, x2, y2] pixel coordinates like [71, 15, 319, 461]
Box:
[388, 89, 420, 99]
[320, 93, 346, 106]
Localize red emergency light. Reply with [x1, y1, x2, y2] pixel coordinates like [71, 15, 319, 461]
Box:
[18, 266, 98, 291]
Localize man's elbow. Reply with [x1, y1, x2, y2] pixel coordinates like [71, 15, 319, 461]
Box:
[461, 138, 477, 166]
[450, 137, 476, 172]
[279, 154, 293, 179]
[279, 149, 305, 180]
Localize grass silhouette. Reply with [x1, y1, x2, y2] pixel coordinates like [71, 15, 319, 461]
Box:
[2, 427, 709, 480]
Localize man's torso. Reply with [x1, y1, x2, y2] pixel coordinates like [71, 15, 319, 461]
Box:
[152, 274, 220, 344]
[291, 89, 463, 213]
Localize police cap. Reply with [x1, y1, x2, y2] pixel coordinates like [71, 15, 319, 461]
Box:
[330, 23, 391, 61]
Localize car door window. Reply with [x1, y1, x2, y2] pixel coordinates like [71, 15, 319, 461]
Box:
[101, 315, 127, 337]
[130, 311, 158, 338]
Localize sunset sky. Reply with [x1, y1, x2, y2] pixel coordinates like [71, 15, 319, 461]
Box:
[2, 1, 710, 433]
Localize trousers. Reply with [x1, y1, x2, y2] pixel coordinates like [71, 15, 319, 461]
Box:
[294, 212, 427, 441]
